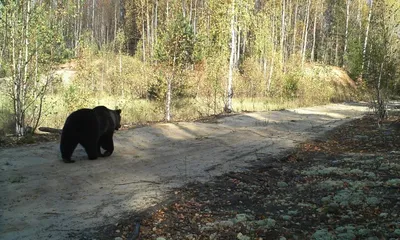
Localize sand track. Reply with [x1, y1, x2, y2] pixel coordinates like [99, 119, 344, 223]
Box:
[0, 103, 368, 240]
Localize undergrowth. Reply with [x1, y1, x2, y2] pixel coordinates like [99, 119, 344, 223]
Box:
[0, 52, 362, 132]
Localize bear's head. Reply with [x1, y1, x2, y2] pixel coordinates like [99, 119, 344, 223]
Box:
[113, 109, 122, 130]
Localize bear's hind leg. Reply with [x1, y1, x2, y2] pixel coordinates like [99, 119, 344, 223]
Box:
[60, 139, 78, 163]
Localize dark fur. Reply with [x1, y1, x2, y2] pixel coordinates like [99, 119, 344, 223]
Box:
[60, 106, 122, 163]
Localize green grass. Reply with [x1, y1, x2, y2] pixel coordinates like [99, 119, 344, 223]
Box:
[0, 94, 14, 135]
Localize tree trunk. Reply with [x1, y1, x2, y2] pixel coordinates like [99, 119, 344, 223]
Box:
[311, 6, 317, 62]
[10, 6, 20, 136]
[11, 0, 31, 136]
[154, 0, 158, 46]
[343, 0, 350, 67]
[74, 0, 81, 56]
[292, 0, 298, 55]
[376, 61, 386, 124]
[114, 1, 118, 41]
[225, 0, 236, 113]
[267, 8, 276, 93]
[166, 51, 176, 122]
[236, 25, 240, 67]
[182, 0, 187, 18]
[287, 0, 292, 55]
[146, 2, 151, 58]
[302, 0, 311, 67]
[357, 0, 362, 43]
[142, 1, 146, 62]
[193, 0, 198, 35]
[280, 0, 286, 68]
[120, 51, 123, 97]
[166, 75, 172, 121]
[1, 8, 8, 61]
[362, 0, 373, 77]
[92, 0, 95, 41]
[335, 32, 339, 66]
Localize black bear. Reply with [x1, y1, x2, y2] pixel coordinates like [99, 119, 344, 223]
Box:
[60, 106, 122, 163]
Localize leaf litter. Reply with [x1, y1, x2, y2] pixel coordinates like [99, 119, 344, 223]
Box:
[79, 113, 400, 240]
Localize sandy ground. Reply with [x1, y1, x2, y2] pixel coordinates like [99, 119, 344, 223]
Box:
[0, 103, 369, 240]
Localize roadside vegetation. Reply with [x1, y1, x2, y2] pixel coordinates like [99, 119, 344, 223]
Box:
[0, 0, 399, 140]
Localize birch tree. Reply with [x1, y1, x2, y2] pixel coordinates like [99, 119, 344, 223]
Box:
[301, 0, 311, 67]
[155, 14, 195, 121]
[0, 1, 65, 136]
[280, 0, 286, 68]
[343, 0, 351, 67]
[225, 0, 236, 113]
[362, 0, 373, 77]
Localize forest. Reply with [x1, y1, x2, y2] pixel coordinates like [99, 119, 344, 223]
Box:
[0, 0, 399, 136]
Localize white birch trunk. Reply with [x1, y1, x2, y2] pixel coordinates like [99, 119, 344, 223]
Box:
[267, 11, 276, 93]
[343, 0, 350, 67]
[301, 0, 311, 67]
[92, 0, 95, 41]
[142, 0, 146, 62]
[146, 2, 151, 58]
[114, 2, 118, 41]
[193, 0, 197, 35]
[120, 52, 123, 97]
[225, 0, 236, 113]
[311, 7, 317, 62]
[357, 0, 362, 42]
[362, 0, 373, 76]
[11, 7, 19, 135]
[292, 0, 298, 54]
[280, 0, 286, 67]
[182, 0, 186, 18]
[335, 32, 339, 66]
[154, 0, 158, 46]
[166, 51, 176, 122]
[166, 75, 172, 121]
[236, 25, 240, 67]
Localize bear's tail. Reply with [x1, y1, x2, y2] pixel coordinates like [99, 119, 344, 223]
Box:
[39, 127, 62, 134]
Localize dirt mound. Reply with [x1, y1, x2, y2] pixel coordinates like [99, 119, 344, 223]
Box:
[304, 64, 357, 88]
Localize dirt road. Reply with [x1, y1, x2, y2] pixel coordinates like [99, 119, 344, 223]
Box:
[0, 103, 368, 240]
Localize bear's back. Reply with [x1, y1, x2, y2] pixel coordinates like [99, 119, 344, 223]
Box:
[63, 108, 98, 133]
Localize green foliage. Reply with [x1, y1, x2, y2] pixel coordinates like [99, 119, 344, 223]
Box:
[147, 76, 167, 101]
[62, 85, 90, 113]
[155, 15, 195, 67]
[115, 29, 126, 52]
[0, 95, 14, 135]
[0, 1, 69, 135]
[147, 72, 194, 102]
[283, 73, 300, 99]
[3, 0, 389, 131]
[203, 54, 228, 114]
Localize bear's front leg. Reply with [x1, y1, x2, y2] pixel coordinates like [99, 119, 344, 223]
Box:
[100, 134, 114, 157]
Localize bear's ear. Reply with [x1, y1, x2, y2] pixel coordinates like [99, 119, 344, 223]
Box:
[116, 109, 122, 115]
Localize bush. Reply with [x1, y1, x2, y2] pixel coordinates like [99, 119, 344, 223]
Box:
[147, 73, 194, 102]
[63, 85, 91, 113]
[283, 73, 300, 99]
